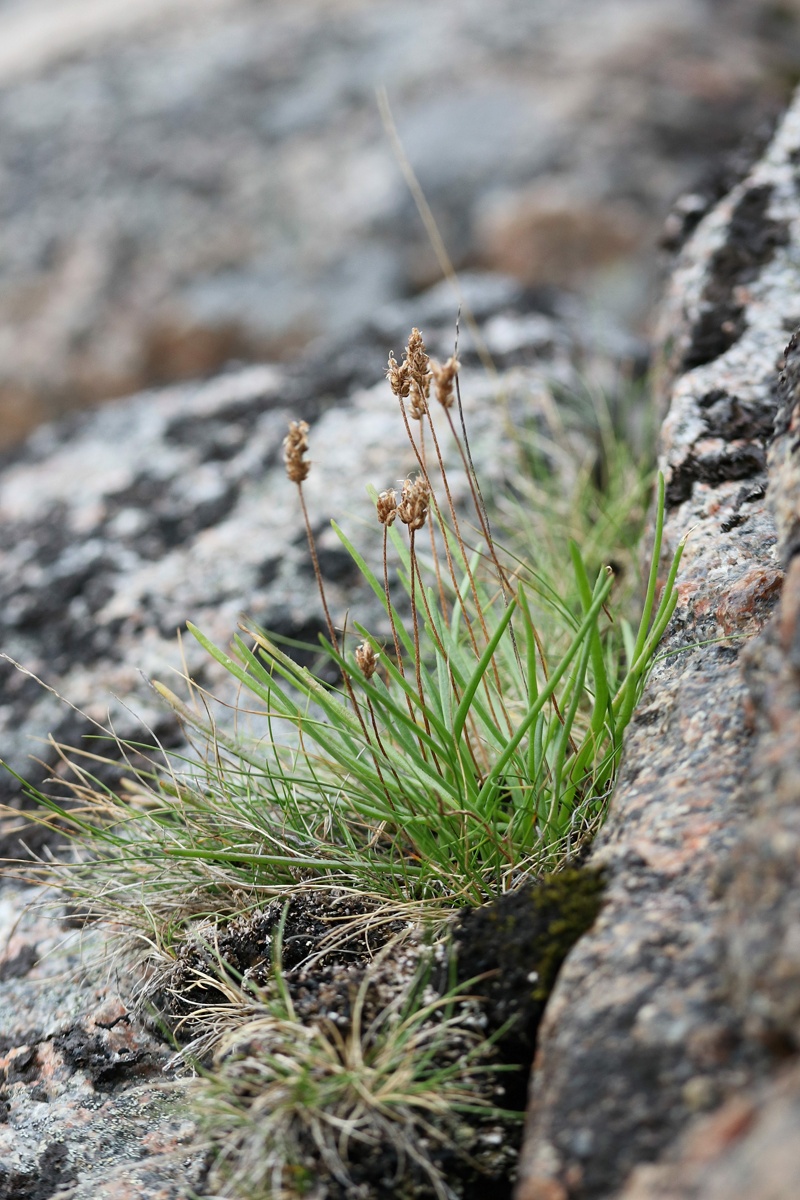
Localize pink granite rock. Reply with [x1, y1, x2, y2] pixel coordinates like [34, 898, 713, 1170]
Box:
[517, 81, 800, 1200]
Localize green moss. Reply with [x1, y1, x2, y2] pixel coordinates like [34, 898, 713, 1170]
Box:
[452, 866, 605, 1059]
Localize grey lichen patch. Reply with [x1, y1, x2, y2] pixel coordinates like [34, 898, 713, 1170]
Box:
[682, 185, 790, 371]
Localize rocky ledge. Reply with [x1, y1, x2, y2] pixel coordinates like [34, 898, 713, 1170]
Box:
[516, 81, 800, 1200]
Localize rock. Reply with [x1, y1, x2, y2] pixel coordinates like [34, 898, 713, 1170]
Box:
[0, 885, 206, 1199]
[618, 1065, 800, 1200]
[0, 0, 795, 446]
[515, 83, 800, 1200]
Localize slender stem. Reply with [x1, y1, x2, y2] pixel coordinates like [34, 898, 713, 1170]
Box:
[383, 525, 426, 760]
[398, 394, 513, 754]
[428, 507, 449, 622]
[397, 396, 481, 658]
[426, 404, 514, 737]
[298, 485, 341, 660]
[408, 530, 432, 743]
[383, 526, 405, 676]
[297, 482, 394, 804]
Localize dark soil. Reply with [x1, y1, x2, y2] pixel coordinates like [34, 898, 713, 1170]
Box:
[157, 889, 409, 1039]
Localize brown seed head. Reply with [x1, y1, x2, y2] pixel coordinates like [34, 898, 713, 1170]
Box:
[431, 356, 460, 409]
[397, 476, 430, 532]
[355, 641, 378, 679]
[376, 488, 398, 526]
[406, 327, 431, 406]
[283, 420, 310, 484]
[386, 352, 411, 399]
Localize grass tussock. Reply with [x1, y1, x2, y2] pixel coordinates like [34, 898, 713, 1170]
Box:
[191, 910, 517, 1200]
[2, 326, 682, 1198]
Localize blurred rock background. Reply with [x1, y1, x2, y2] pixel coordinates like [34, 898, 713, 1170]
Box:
[0, 0, 799, 449]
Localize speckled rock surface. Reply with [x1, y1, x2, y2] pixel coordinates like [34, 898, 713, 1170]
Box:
[0, 0, 796, 446]
[516, 84, 800, 1200]
[0, 888, 204, 1199]
[716, 334, 800, 1048]
[617, 1061, 800, 1200]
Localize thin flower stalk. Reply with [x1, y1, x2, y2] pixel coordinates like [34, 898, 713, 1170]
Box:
[388, 334, 512, 739]
[284, 420, 398, 806]
[376, 487, 427, 759]
[421, 377, 513, 736]
[396, 479, 436, 747]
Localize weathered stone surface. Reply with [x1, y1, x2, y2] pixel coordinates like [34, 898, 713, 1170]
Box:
[0, 887, 205, 1199]
[516, 82, 800, 1200]
[717, 331, 800, 1049]
[0, 0, 795, 446]
[618, 1063, 800, 1200]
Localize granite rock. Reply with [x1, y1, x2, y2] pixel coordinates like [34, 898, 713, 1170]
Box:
[0, 886, 206, 1199]
[516, 81, 800, 1200]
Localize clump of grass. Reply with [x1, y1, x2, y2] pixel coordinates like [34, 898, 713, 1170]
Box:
[131, 328, 679, 910]
[190, 909, 517, 1200]
[2, 328, 681, 920]
[2, 326, 682, 1198]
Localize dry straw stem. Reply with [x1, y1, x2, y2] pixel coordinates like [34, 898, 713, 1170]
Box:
[377, 86, 499, 391]
[195, 926, 512, 1200]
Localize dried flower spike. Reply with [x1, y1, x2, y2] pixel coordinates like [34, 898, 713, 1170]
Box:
[386, 352, 411, 399]
[355, 641, 378, 679]
[406, 328, 431, 391]
[376, 489, 398, 526]
[397, 476, 430, 532]
[431, 356, 460, 409]
[408, 379, 428, 420]
[406, 328, 431, 419]
[283, 420, 310, 483]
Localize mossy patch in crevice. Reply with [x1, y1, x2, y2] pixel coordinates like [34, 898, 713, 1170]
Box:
[451, 867, 606, 1103]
